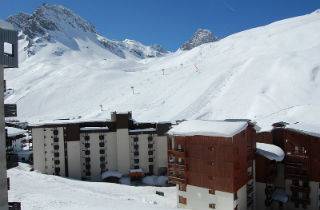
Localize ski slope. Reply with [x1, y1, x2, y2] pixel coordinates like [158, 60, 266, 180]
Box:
[8, 164, 177, 210]
[4, 7, 320, 130]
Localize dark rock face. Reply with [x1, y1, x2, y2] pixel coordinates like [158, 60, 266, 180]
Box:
[181, 29, 217, 51]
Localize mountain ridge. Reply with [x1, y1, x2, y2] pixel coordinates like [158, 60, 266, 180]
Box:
[4, 6, 320, 131]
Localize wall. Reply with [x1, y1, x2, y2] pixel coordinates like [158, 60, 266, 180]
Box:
[177, 184, 244, 210]
[154, 135, 168, 175]
[106, 132, 117, 171]
[67, 141, 81, 179]
[32, 128, 46, 173]
[0, 66, 8, 210]
[116, 129, 130, 174]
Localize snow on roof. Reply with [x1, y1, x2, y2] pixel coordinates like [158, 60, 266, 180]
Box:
[80, 127, 109, 131]
[101, 171, 122, 179]
[6, 127, 27, 137]
[256, 143, 285, 162]
[129, 168, 144, 173]
[29, 118, 106, 127]
[129, 128, 156, 133]
[167, 120, 248, 137]
[0, 20, 15, 31]
[287, 122, 320, 138]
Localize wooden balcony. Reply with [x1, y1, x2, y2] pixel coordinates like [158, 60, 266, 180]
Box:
[290, 185, 310, 193]
[168, 175, 187, 184]
[168, 149, 186, 158]
[168, 163, 186, 171]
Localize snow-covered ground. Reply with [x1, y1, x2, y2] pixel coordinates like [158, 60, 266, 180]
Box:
[8, 164, 178, 210]
[4, 6, 320, 130]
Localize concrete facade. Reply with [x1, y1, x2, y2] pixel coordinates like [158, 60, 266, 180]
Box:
[31, 113, 171, 181]
[0, 66, 8, 210]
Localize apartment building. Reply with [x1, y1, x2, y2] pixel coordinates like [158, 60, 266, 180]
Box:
[167, 120, 256, 210]
[30, 112, 171, 181]
[1, 20, 20, 210]
[256, 123, 320, 210]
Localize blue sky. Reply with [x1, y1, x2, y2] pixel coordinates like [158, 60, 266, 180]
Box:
[1, 0, 320, 50]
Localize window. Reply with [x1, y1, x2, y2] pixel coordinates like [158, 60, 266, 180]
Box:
[148, 151, 153, 156]
[148, 158, 153, 162]
[209, 204, 216, 209]
[99, 135, 104, 140]
[178, 196, 187, 205]
[85, 150, 90, 155]
[134, 151, 139, 156]
[99, 142, 105, 147]
[85, 135, 90, 141]
[54, 160, 60, 165]
[85, 157, 91, 162]
[133, 137, 138, 142]
[99, 149, 105, 154]
[209, 189, 215, 195]
[234, 192, 238, 200]
[148, 144, 153, 149]
[54, 137, 59, 142]
[85, 143, 90, 148]
[179, 184, 186, 192]
[134, 159, 139, 164]
[54, 145, 59, 150]
[148, 136, 153, 142]
[53, 130, 59, 135]
[100, 156, 105, 162]
[134, 145, 139, 150]
[54, 152, 59, 157]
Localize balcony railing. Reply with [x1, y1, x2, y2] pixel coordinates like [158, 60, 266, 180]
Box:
[168, 149, 186, 157]
[168, 163, 186, 171]
[168, 175, 186, 184]
[290, 185, 310, 193]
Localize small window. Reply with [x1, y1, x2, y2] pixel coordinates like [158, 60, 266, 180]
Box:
[99, 135, 104, 140]
[100, 156, 105, 162]
[148, 144, 153, 148]
[134, 151, 139, 156]
[209, 203, 216, 209]
[85, 143, 90, 148]
[4, 42, 13, 56]
[85, 150, 90, 155]
[54, 160, 60, 165]
[179, 184, 186, 192]
[148, 136, 153, 142]
[148, 151, 153, 156]
[99, 142, 105, 147]
[85, 135, 90, 141]
[133, 137, 138, 142]
[178, 196, 187, 205]
[53, 130, 59, 135]
[148, 158, 153, 162]
[54, 137, 59, 142]
[54, 145, 59, 150]
[134, 159, 139, 164]
[99, 149, 105, 154]
[134, 145, 139, 150]
[209, 189, 215, 195]
[54, 152, 59, 157]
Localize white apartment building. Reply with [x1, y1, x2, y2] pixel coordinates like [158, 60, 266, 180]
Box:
[1, 20, 19, 210]
[31, 112, 171, 181]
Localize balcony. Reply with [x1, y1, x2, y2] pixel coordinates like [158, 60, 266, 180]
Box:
[168, 163, 186, 171]
[168, 149, 186, 158]
[168, 175, 186, 184]
[290, 185, 310, 193]
[9, 202, 21, 210]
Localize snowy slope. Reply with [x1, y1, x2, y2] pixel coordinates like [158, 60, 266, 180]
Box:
[4, 5, 320, 130]
[8, 164, 178, 210]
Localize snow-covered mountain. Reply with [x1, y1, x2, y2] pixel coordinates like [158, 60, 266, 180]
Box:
[180, 28, 217, 50]
[7, 4, 168, 58]
[4, 4, 320, 130]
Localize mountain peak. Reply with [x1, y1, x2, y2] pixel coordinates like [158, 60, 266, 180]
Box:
[7, 3, 96, 39]
[180, 28, 217, 50]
